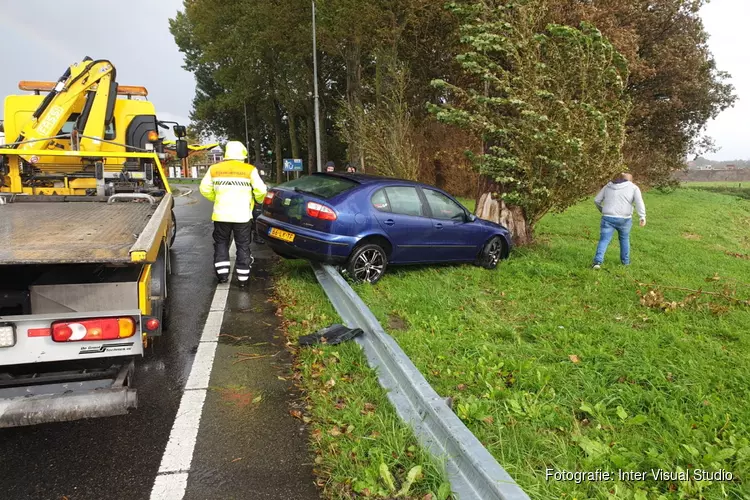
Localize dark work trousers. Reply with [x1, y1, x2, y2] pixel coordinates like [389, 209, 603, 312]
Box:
[213, 221, 254, 282]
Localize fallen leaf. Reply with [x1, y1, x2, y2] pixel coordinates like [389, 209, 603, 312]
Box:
[569, 355, 581, 364]
[325, 378, 336, 389]
[290, 410, 303, 419]
[252, 395, 262, 404]
[329, 426, 342, 437]
[303, 417, 312, 424]
[231, 457, 243, 463]
[361, 403, 376, 415]
[457, 384, 468, 391]
[314, 456, 323, 464]
[482, 416, 495, 425]
[346, 424, 355, 434]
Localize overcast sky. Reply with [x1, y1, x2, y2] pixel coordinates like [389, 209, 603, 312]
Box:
[699, 0, 748, 161]
[0, 0, 746, 159]
[0, 0, 193, 138]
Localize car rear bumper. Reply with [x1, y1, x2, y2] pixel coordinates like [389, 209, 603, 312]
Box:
[256, 217, 354, 264]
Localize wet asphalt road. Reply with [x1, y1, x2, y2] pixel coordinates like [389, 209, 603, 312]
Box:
[0, 188, 316, 500]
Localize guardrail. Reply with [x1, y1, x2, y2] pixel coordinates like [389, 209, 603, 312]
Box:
[312, 263, 529, 500]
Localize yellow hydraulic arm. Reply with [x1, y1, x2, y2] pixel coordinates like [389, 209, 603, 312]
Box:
[13, 57, 117, 154]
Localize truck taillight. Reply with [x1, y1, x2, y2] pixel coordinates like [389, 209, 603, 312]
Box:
[306, 202, 337, 221]
[51, 318, 136, 342]
[263, 191, 275, 205]
[145, 317, 160, 331]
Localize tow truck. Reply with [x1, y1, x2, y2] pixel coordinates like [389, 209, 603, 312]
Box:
[0, 57, 189, 427]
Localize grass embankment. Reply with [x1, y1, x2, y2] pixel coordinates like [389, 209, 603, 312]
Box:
[277, 187, 750, 499]
[685, 182, 750, 201]
[274, 265, 452, 499]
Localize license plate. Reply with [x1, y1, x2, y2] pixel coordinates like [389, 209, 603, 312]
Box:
[269, 227, 296, 243]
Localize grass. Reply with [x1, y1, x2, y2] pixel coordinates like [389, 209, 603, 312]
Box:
[685, 183, 750, 201]
[277, 187, 750, 499]
[273, 264, 452, 499]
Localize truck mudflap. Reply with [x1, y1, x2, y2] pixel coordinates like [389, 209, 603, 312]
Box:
[0, 359, 136, 428]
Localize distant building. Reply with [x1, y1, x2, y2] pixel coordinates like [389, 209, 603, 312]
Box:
[210, 147, 224, 164]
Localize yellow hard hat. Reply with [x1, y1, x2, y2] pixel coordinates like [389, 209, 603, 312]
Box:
[225, 141, 248, 161]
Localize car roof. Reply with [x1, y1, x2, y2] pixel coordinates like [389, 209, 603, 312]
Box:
[320, 172, 425, 188]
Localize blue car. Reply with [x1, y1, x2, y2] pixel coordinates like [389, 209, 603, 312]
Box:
[256, 173, 512, 283]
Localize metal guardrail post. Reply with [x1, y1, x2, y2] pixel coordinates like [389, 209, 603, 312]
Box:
[312, 263, 530, 500]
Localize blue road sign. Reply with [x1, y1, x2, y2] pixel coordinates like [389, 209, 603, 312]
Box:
[283, 159, 304, 172]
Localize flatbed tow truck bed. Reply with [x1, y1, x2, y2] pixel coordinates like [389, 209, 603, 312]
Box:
[0, 200, 156, 265]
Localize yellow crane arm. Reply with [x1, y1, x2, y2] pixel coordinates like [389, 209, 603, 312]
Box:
[15, 58, 117, 153]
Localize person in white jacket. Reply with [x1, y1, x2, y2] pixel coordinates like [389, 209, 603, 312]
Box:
[592, 173, 646, 269]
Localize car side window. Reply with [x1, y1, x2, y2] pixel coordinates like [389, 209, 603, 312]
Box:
[423, 189, 466, 221]
[383, 186, 423, 217]
[371, 189, 391, 212]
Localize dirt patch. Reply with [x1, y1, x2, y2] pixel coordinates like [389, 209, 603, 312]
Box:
[682, 233, 702, 240]
[387, 313, 409, 331]
[216, 386, 256, 409]
[726, 251, 750, 261]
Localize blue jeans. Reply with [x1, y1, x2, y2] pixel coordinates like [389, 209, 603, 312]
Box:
[593, 216, 632, 265]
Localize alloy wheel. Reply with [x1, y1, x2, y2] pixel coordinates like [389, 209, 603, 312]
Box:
[487, 239, 502, 267]
[353, 248, 385, 283]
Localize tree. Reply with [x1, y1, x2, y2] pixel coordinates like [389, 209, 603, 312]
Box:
[549, 0, 736, 186]
[340, 60, 421, 180]
[431, 0, 631, 245]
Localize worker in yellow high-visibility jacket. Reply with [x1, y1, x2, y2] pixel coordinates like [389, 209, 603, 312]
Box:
[199, 141, 267, 286]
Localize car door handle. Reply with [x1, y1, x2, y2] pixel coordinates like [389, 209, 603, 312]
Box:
[435, 223, 443, 229]
[384, 219, 395, 226]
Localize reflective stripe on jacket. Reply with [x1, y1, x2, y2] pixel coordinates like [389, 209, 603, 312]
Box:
[199, 160, 268, 223]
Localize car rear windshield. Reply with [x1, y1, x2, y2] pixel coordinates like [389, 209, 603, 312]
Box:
[278, 174, 358, 199]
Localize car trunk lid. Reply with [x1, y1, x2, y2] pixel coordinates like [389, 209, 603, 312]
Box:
[262, 174, 358, 233]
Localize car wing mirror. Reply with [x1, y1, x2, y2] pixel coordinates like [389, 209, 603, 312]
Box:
[467, 213, 477, 223]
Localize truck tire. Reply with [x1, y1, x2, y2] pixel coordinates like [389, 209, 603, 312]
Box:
[149, 244, 169, 334]
[169, 210, 177, 247]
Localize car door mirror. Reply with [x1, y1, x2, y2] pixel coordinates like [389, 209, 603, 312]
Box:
[467, 212, 477, 223]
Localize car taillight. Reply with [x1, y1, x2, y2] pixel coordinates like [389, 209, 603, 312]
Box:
[306, 202, 337, 221]
[263, 191, 276, 205]
[51, 317, 136, 342]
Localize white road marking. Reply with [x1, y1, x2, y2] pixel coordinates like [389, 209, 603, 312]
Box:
[157, 390, 208, 473]
[200, 311, 225, 342]
[149, 242, 235, 500]
[151, 473, 189, 500]
[210, 289, 230, 311]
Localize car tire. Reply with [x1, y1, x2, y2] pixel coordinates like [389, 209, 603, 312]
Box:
[477, 236, 505, 270]
[346, 243, 388, 284]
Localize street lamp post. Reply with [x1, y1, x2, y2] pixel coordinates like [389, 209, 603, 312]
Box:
[244, 100, 250, 155]
[312, 0, 322, 173]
